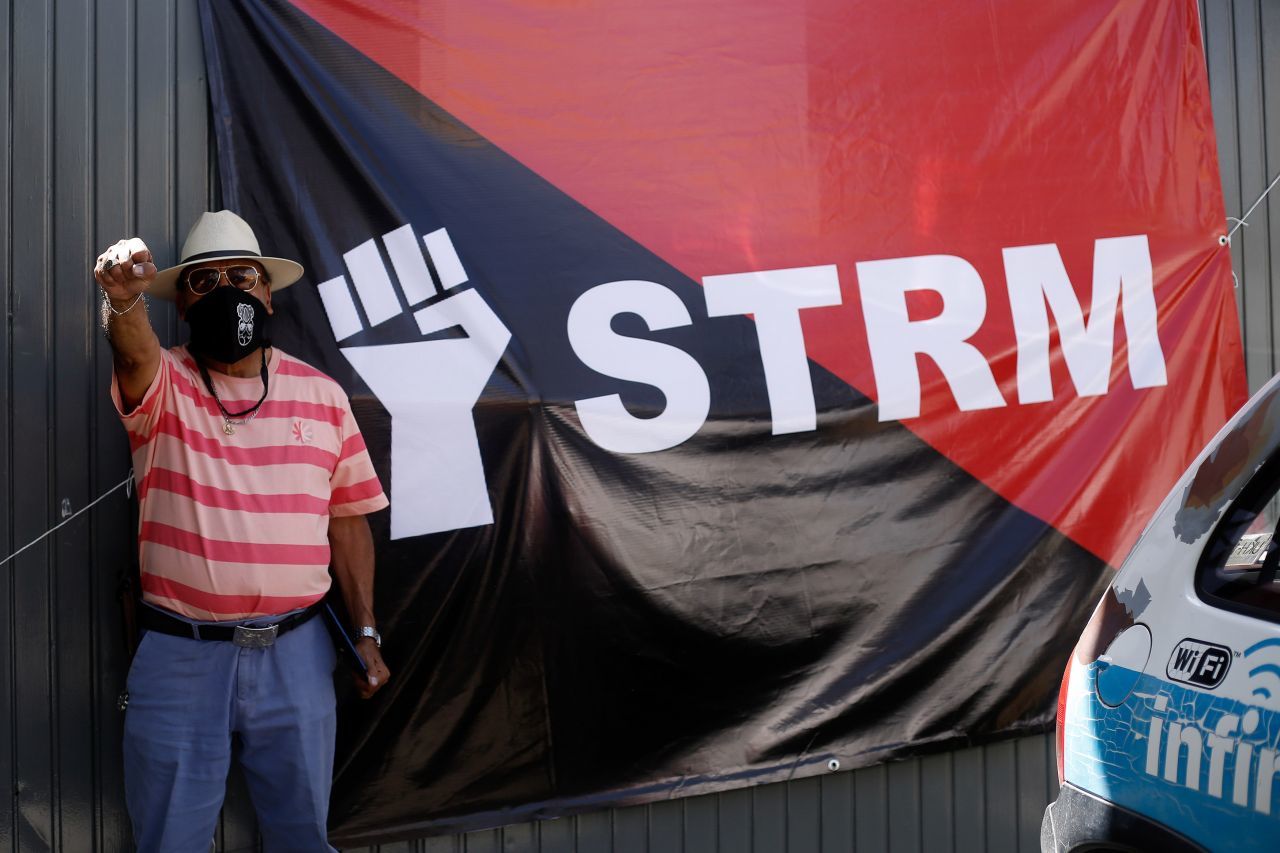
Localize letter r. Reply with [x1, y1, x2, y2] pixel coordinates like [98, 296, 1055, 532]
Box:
[856, 255, 1005, 421]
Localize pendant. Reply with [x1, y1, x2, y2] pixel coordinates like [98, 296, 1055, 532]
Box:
[223, 421, 236, 436]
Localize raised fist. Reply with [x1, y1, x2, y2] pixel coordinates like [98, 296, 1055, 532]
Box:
[316, 224, 512, 540]
[94, 237, 156, 302]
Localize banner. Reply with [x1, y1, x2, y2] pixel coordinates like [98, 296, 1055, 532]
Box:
[198, 0, 1246, 842]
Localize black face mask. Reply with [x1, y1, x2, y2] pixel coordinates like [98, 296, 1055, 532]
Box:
[185, 285, 270, 364]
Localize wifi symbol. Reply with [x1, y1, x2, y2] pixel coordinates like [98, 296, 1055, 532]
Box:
[1243, 638, 1280, 701]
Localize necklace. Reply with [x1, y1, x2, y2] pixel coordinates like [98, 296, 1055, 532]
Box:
[196, 347, 270, 436]
[220, 406, 261, 435]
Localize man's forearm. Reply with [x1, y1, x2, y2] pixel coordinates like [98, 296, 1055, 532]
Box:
[329, 513, 390, 696]
[95, 240, 161, 409]
[329, 514, 377, 626]
[106, 298, 161, 410]
[107, 296, 160, 368]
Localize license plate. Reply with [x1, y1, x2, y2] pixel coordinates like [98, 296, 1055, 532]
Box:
[1226, 532, 1271, 570]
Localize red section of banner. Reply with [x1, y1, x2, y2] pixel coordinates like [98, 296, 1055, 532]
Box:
[291, 0, 1245, 567]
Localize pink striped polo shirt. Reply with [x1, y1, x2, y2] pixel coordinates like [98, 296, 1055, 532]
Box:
[111, 345, 389, 621]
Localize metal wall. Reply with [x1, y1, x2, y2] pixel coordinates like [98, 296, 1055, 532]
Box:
[352, 735, 1057, 853]
[1, 0, 213, 850]
[0, 1, 1274, 851]
[1206, 0, 1280, 395]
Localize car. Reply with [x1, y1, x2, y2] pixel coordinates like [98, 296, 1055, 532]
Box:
[1042, 375, 1280, 852]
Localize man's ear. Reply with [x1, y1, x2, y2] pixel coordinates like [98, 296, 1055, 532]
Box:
[263, 280, 274, 315]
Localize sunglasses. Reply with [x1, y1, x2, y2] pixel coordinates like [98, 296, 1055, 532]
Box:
[183, 265, 264, 296]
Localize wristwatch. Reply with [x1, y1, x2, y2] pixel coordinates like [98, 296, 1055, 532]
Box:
[356, 626, 382, 648]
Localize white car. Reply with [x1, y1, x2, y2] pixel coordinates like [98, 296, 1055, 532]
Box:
[1042, 376, 1280, 852]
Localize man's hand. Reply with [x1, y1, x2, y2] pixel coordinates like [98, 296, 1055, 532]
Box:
[94, 237, 157, 301]
[354, 637, 390, 699]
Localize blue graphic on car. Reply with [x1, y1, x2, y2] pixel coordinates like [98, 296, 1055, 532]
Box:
[1246, 638, 1280, 702]
[1064, 663, 1280, 852]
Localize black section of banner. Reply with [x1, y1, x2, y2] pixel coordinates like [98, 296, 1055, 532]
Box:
[199, 0, 1111, 843]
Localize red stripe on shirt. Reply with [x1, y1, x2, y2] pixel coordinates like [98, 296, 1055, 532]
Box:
[330, 477, 385, 506]
[140, 467, 330, 515]
[140, 521, 332, 565]
[137, 385, 163, 415]
[140, 572, 324, 617]
[175, 351, 330, 385]
[276, 358, 333, 380]
[339, 432, 369, 460]
[154, 413, 338, 470]
[170, 370, 346, 427]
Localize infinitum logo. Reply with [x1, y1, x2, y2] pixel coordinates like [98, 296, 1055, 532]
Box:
[317, 224, 511, 541]
[1144, 696, 1280, 813]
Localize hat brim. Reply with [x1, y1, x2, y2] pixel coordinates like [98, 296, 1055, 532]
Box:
[148, 254, 305, 301]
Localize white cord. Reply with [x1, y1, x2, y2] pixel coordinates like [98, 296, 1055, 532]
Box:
[1227, 171, 1280, 242]
[0, 472, 133, 568]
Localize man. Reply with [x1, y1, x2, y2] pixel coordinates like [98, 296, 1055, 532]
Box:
[94, 210, 391, 852]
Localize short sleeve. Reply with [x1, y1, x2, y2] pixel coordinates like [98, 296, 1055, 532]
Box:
[110, 348, 174, 442]
[330, 399, 389, 517]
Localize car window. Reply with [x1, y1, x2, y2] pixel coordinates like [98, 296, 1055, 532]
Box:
[1198, 452, 1280, 622]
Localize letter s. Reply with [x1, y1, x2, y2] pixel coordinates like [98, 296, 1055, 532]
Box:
[568, 281, 710, 453]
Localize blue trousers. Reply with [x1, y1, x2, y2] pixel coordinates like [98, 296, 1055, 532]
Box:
[123, 613, 338, 853]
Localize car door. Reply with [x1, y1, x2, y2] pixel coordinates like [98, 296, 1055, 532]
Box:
[1060, 376, 1280, 852]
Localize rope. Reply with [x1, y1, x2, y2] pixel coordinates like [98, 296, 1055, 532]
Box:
[1227, 170, 1280, 242]
[0, 472, 133, 568]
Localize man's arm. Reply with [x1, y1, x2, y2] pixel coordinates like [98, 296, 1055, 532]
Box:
[329, 513, 391, 698]
[94, 240, 160, 410]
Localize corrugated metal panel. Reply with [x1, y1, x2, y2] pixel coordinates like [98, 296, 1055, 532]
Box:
[1206, 0, 1280, 392]
[0, 1, 1275, 850]
[1, 0, 213, 849]
[335, 735, 1056, 853]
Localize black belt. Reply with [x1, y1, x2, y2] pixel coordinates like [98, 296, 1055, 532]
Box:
[138, 602, 322, 649]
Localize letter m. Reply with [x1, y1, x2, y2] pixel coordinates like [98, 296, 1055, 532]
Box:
[1004, 235, 1167, 404]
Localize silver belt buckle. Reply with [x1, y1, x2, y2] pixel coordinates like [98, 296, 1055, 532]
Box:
[233, 624, 278, 649]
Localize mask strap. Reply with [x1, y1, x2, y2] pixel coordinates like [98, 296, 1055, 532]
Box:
[196, 345, 270, 420]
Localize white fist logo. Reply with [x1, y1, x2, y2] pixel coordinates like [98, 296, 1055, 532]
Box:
[318, 225, 511, 540]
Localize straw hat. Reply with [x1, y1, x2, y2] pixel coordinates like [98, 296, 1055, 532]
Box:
[149, 210, 305, 300]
